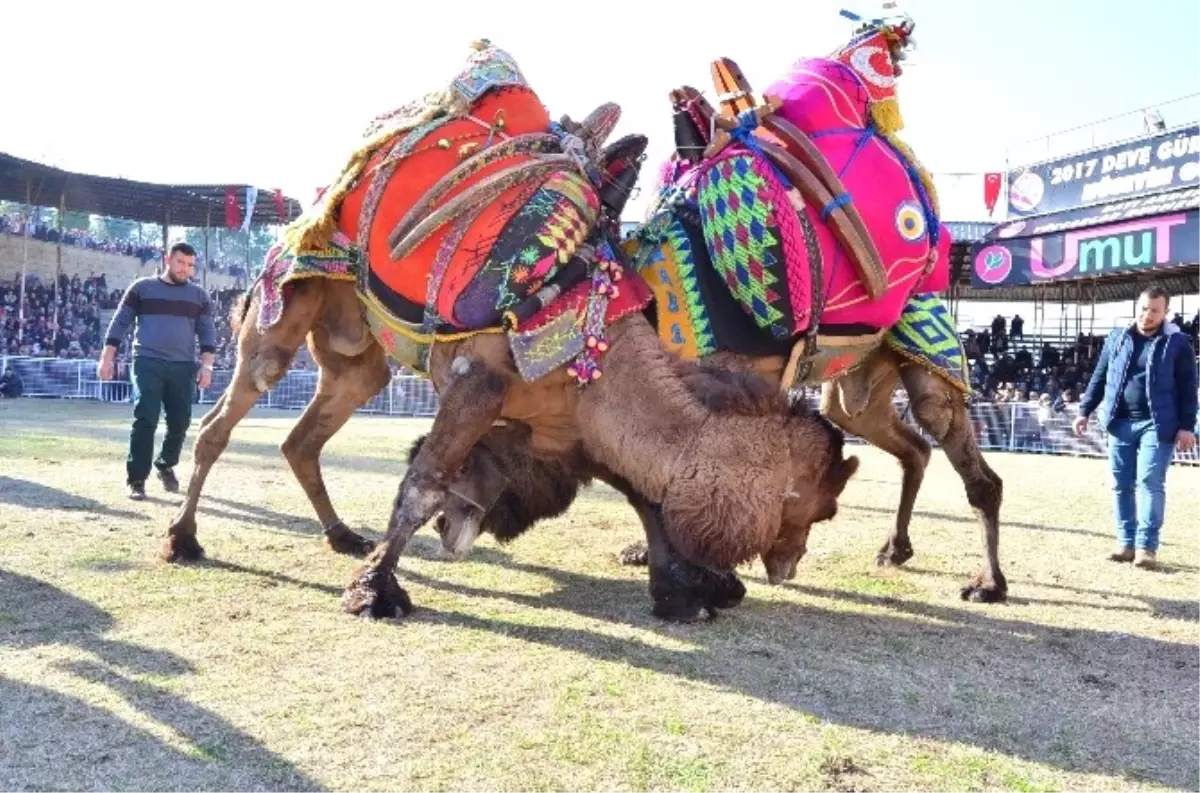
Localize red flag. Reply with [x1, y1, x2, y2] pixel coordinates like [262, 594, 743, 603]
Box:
[273, 189, 287, 222]
[224, 187, 241, 230]
[983, 172, 1002, 215]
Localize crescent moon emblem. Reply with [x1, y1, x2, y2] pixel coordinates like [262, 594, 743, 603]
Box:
[849, 46, 896, 89]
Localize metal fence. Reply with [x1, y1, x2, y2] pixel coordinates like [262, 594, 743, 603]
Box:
[2, 355, 1196, 465]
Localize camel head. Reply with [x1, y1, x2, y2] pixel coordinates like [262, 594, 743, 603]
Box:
[408, 426, 585, 559]
[408, 434, 509, 559]
[762, 421, 860, 585]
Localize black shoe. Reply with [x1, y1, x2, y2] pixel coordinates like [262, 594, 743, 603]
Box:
[127, 481, 146, 501]
[157, 467, 180, 493]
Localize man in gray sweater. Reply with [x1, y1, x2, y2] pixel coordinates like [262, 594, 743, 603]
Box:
[98, 242, 217, 500]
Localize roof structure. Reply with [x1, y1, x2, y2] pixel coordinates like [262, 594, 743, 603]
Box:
[0, 152, 303, 228]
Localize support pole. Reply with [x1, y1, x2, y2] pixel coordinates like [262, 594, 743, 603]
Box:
[53, 190, 65, 336]
[17, 180, 31, 347]
[203, 206, 211, 291]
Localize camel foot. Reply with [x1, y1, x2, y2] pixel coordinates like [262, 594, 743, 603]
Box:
[617, 540, 649, 566]
[160, 517, 204, 563]
[323, 521, 376, 557]
[706, 570, 746, 610]
[650, 561, 743, 622]
[341, 566, 414, 619]
[959, 571, 1008, 603]
[875, 537, 915, 567]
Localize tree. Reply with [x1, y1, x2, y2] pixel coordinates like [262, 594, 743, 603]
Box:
[91, 216, 139, 241]
[182, 225, 278, 274]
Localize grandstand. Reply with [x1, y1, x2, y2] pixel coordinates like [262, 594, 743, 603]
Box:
[3, 107, 1198, 466]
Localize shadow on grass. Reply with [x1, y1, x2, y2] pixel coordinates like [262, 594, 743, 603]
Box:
[0, 568, 323, 791]
[842, 501, 1112, 539]
[399, 554, 1198, 790]
[0, 476, 146, 522]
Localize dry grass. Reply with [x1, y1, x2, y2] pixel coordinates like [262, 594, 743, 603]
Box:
[0, 398, 1197, 792]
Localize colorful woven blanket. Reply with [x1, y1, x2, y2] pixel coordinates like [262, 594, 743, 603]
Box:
[643, 21, 950, 340]
[259, 41, 647, 384]
[884, 293, 970, 394]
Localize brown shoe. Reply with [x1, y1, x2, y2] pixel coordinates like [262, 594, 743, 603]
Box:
[1108, 546, 1135, 563]
[1133, 550, 1157, 569]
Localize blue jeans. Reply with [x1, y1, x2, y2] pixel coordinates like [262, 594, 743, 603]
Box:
[1108, 418, 1175, 551]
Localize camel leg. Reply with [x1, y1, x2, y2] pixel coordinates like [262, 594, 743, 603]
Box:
[160, 282, 321, 562]
[617, 540, 649, 566]
[198, 392, 227, 432]
[899, 362, 1006, 603]
[280, 331, 390, 557]
[341, 349, 510, 619]
[602, 473, 744, 620]
[821, 363, 930, 567]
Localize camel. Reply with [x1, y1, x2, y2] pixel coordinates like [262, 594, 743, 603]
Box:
[163, 272, 860, 622]
[408, 342, 1003, 599]
[383, 34, 1009, 603]
[161, 42, 863, 621]
[410, 362, 858, 614]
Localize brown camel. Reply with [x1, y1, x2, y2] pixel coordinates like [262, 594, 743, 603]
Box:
[163, 278, 860, 621]
[397, 90, 1007, 603]
[413, 341, 1003, 599]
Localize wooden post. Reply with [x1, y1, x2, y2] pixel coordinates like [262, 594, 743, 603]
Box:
[53, 190, 65, 335]
[161, 197, 171, 275]
[203, 206, 211, 291]
[17, 180, 31, 346]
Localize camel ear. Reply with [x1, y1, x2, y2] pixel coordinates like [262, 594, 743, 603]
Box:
[407, 434, 428, 464]
[596, 133, 648, 219]
[577, 102, 622, 155]
[828, 456, 860, 495]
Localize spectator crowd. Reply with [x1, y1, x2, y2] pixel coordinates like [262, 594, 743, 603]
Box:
[2, 212, 248, 276]
[964, 312, 1200, 413]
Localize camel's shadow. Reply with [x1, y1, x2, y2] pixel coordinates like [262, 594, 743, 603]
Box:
[0, 568, 323, 791]
[396, 551, 1198, 789]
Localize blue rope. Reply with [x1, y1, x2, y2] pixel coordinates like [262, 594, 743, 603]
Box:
[821, 193, 852, 220]
[839, 130, 873, 180]
[727, 111, 791, 186]
[872, 122, 941, 247]
[809, 126, 867, 139]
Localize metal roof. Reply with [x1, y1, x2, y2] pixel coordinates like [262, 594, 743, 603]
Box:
[0, 152, 303, 228]
[944, 221, 996, 243]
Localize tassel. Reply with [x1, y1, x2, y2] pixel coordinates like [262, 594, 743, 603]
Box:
[882, 130, 940, 216]
[869, 98, 904, 136]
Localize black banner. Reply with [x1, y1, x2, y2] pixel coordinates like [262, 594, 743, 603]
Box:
[971, 209, 1198, 288]
[988, 187, 1199, 240]
[1007, 125, 1199, 217]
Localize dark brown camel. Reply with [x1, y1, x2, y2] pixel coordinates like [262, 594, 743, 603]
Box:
[163, 270, 862, 621]
[415, 341, 1003, 598]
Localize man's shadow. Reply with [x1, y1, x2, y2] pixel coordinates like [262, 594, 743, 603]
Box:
[0, 476, 145, 521]
[392, 550, 1198, 790]
[0, 569, 322, 791]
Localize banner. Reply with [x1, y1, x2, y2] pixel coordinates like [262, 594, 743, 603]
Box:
[224, 187, 241, 230]
[971, 208, 1198, 288]
[240, 187, 258, 234]
[989, 187, 1199, 240]
[1007, 124, 1199, 217]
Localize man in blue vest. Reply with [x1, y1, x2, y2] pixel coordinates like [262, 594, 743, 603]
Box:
[1075, 285, 1198, 568]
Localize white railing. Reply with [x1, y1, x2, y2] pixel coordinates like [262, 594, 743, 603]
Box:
[2, 355, 1195, 465]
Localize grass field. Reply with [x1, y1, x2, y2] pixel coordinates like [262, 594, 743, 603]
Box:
[0, 398, 1197, 792]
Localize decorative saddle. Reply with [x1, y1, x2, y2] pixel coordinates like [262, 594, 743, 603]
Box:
[628, 19, 958, 389]
[260, 40, 652, 384]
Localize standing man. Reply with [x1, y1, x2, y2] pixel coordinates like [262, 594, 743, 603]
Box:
[98, 242, 216, 500]
[1074, 285, 1198, 568]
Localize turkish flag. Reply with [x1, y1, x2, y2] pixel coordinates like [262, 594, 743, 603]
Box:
[273, 188, 287, 222]
[983, 173, 1002, 216]
[224, 187, 241, 230]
